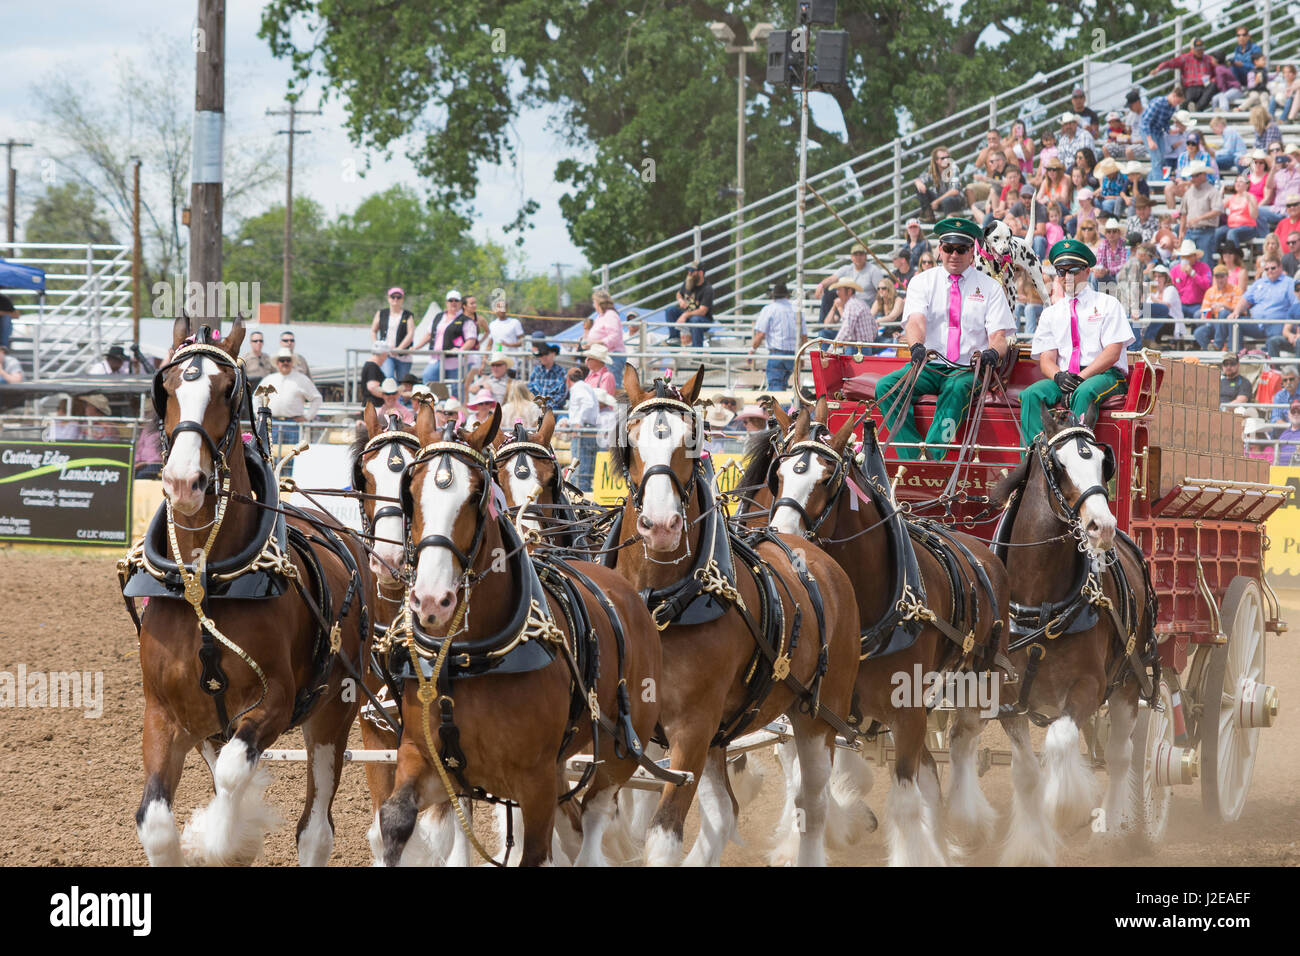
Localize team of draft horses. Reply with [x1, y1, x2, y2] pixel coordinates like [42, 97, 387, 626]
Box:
[119, 283, 1156, 866]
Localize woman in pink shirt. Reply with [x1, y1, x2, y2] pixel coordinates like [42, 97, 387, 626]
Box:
[1247, 150, 1270, 201]
[583, 343, 617, 397]
[589, 289, 626, 378]
[1216, 175, 1260, 252]
[1170, 241, 1212, 309]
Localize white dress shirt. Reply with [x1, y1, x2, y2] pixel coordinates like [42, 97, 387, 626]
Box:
[1031, 285, 1135, 373]
[261, 369, 323, 419]
[902, 264, 1016, 361]
[565, 380, 598, 427]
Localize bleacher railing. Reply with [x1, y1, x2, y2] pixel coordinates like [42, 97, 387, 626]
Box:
[0, 241, 133, 379]
[595, 0, 1300, 324]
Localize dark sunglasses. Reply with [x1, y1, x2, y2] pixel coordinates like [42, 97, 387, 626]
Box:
[940, 242, 973, 254]
[250, 337, 263, 343]
[389, 293, 404, 298]
[1056, 263, 1090, 275]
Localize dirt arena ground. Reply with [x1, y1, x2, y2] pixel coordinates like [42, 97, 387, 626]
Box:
[1, 547, 1296, 867]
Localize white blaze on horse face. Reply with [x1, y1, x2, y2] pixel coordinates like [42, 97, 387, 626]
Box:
[631, 411, 691, 551]
[366, 450, 411, 583]
[1055, 437, 1116, 550]
[410, 455, 476, 628]
[505, 457, 543, 535]
[771, 453, 829, 535]
[160, 357, 221, 514]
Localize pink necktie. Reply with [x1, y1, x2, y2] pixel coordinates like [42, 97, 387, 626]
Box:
[946, 274, 962, 361]
[1068, 297, 1081, 374]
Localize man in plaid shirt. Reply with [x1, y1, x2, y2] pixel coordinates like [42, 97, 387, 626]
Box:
[528, 340, 568, 410]
[1137, 86, 1186, 183]
[1093, 219, 1130, 285]
[1057, 113, 1095, 171]
[1149, 38, 1215, 110]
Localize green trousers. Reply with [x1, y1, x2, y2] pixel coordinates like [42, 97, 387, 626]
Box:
[876, 364, 975, 461]
[1019, 367, 1128, 448]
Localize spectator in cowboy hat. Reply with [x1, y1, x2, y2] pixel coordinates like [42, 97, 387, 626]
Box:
[583, 342, 616, 398]
[1178, 161, 1223, 262]
[87, 344, 130, 376]
[751, 278, 805, 391]
[465, 388, 499, 425]
[434, 395, 462, 430]
[703, 403, 735, 434]
[1171, 238, 1212, 313]
[711, 388, 740, 415]
[1056, 113, 1095, 172]
[528, 338, 567, 410]
[377, 376, 414, 424]
[828, 277, 877, 344]
[733, 403, 770, 434]
[813, 241, 886, 321]
[262, 347, 322, 445]
[471, 353, 514, 404]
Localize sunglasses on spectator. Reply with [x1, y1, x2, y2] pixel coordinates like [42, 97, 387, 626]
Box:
[920, 258, 934, 265]
[1056, 263, 1090, 275]
[939, 242, 973, 254]
[250, 336, 263, 343]
[276, 358, 292, 364]
[281, 336, 294, 342]
[389, 293, 403, 299]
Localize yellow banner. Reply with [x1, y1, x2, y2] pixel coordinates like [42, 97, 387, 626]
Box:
[1266, 465, 1300, 582]
[590, 451, 749, 506]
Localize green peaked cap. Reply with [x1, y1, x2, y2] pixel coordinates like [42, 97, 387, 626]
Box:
[932, 216, 983, 244]
[1048, 238, 1097, 268]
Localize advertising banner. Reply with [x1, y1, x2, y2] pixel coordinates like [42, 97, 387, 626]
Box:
[0, 441, 134, 545]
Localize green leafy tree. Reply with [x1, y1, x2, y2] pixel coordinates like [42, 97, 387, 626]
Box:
[223, 198, 335, 321]
[262, 0, 1179, 269]
[25, 182, 118, 245]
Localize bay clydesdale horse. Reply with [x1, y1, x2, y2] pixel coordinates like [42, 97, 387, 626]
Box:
[987, 408, 1158, 864]
[376, 405, 669, 866]
[129, 318, 371, 866]
[604, 365, 861, 866]
[744, 398, 1012, 865]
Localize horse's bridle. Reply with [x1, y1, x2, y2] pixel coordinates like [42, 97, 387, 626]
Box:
[622, 394, 702, 521]
[354, 416, 421, 538]
[401, 425, 495, 577]
[766, 429, 852, 539]
[496, 423, 560, 514]
[152, 339, 249, 474]
[1036, 425, 1116, 525]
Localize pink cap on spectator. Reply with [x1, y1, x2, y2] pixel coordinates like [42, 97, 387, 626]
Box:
[1077, 188, 1094, 201]
[388, 287, 404, 297]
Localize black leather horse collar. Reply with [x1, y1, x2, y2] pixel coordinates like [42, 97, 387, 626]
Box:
[396, 516, 557, 679]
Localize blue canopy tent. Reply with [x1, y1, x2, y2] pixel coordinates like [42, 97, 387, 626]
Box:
[0, 259, 47, 294]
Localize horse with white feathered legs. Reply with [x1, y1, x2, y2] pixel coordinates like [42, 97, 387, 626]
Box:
[739, 397, 1012, 865]
[596, 365, 860, 866]
[985, 406, 1160, 865]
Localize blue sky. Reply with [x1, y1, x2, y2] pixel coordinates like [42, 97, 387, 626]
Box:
[0, 0, 592, 275]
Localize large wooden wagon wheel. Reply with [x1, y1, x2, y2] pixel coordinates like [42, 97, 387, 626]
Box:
[1199, 577, 1277, 823]
[1128, 676, 1177, 846]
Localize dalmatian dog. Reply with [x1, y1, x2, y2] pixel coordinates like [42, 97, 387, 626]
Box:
[974, 219, 1053, 310]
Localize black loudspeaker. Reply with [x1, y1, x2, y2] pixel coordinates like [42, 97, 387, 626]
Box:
[813, 30, 849, 89]
[797, 0, 837, 26]
[766, 30, 806, 86]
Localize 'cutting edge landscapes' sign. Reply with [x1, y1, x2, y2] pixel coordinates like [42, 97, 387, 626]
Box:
[0, 441, 134, 545]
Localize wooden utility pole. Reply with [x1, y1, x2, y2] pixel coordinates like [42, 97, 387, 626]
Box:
[266, 102, 320, 326]
[553, 262, 566, 310]
[188, 0, 225, 333]
[4, 139, 34, 245]
[132, 158, 142, 355]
